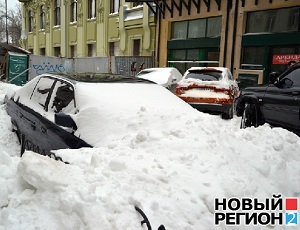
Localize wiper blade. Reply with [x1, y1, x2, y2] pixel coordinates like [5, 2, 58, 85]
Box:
[135, 206, 166, 230]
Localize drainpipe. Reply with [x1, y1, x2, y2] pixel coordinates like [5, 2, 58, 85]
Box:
[64, 0, 68, 58]
[230, 0, 239, 73]
[223, 0, 232, 67]
[156, 4, 161, 67]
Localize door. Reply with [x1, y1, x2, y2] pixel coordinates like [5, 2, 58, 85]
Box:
[7, 52, 28, 86]
[262, 67, 300, 130]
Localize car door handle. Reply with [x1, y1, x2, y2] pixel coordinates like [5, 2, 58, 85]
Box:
[31, 124, 36, 131]
[41, 127, 47, 134]
[20, 113, 36, 130]
[292, 92, 299, 96]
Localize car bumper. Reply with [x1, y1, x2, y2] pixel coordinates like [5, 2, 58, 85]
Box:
[188, 102, 232, 113]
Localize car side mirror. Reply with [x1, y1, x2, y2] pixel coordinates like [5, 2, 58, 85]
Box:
[269, 72, 279, 84]
[282, 78, 293, 88]
[55, 113, 77, 130]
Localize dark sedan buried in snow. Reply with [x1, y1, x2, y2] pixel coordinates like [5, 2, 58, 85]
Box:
[5, 73, 193, 157]
[236, 62, 300, 136]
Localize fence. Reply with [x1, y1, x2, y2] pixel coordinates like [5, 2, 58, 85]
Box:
[28, 55, 155, 80]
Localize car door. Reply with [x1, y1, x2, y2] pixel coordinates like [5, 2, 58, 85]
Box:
[18, 76, 57, 155]
[39, 79, 91, 154]
[262, 67, 300, 130]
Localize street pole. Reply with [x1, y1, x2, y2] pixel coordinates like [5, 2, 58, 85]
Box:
[5, 0, 8, 44]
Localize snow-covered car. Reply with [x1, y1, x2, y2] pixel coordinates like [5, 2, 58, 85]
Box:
[4, 73, 192, 156]
[136, 67, 182, 92]
[176, 67, 240, 119]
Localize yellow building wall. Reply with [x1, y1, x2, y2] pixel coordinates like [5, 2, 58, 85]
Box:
[21, 0, 156, 59]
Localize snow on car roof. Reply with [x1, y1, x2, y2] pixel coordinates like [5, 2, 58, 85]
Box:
[136, 67, 182, 87]
[73, 81, 194, 146]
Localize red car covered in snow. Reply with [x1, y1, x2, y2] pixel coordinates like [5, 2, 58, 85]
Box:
[176, 67, 239, 119]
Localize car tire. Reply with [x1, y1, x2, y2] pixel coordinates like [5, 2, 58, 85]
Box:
[221, 105, 234, 120]
[240, 102, 257, 128]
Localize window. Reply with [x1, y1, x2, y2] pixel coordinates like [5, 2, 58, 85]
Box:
[54, 47, 61, 57]
[169, 48, 220, 74]
[185, 70, 222, 81]
[241, 47, 264, 70]
[283, 68, 300, 87]
[172, 21, 188, 39]
[70, 45, 77, 57]
[54, 0, 61, 26]
[207, 17, 222, 37]
[188, 19, 206, 38]
[88, 44, 96, 57]
[133, 2, 143, 7]
[50, 81, 76, 113]
[70, 0, 77, 22]
[246, 7, 300, 34]
[40, 48, 45, 55]
[88, 0, 96, 19]
[110, 0, 120, 13]
[40, 5, 45, 30]
[132, 39, 140, 56]
[109, 42, 119, 56]
[171, 17, 222, 40]
[31, 77, 56, 111]
[28, 10, 33, 32]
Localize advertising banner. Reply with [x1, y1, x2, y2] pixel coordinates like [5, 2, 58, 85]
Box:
[272, 54, 300, 64]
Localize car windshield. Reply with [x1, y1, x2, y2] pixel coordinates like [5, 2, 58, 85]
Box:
[185, 70, 222, 81]
[136, 70, 153, 76]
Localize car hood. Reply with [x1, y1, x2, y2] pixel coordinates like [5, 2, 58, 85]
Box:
[72, 82, 196, 147]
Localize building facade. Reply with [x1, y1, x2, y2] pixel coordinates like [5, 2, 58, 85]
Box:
[19, 0, 156, 58]
[158, 0, 300, 84]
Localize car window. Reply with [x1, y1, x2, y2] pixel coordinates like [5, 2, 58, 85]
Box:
[283, 68, 300, 87]
[49, 81, 76, 114]
[30, 77, 56, 111]
[185, 70, 222, 81]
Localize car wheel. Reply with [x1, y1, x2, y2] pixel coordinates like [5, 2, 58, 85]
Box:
[221, 105, 234, 120]
[240, 102, 257, 128]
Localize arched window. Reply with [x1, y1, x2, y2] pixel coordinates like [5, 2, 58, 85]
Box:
[88, 0, 96, 19]
[70, 0, 77, 22]
[40, 5, 45, 29]
[28, 10, 33, 32]
[54, 0, 61, 26]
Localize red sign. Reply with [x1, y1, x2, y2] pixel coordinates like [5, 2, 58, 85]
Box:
[272, 54, 300, 64]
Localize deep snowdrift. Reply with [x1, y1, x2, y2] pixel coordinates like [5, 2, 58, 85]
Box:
[0, 82, 299, 230]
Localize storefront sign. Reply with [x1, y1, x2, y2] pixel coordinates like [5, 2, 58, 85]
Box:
[272, 54, 300, 64]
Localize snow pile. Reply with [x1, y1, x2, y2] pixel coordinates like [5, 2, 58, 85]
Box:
[0, 81, 299, 230]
